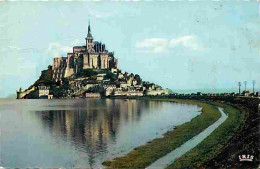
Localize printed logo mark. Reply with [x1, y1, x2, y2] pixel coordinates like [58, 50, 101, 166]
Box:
[239, 154, 254, 162]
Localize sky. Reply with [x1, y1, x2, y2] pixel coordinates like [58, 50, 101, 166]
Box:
[0, 1, 259, 97]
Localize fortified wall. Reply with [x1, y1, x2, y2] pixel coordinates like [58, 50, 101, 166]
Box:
[16, 86, 36, 99]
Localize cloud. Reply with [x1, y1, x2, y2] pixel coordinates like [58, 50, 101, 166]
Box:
[0, 46, 24, 52]
[70, 39, 81, 46]
[0, 40, 80, 60]
[0, 46, 42, 53]
[136, 38, 168, 53]
[170, 36, 202, 50]
[136, 35, 203, 54]
[46, 42, 72, 58]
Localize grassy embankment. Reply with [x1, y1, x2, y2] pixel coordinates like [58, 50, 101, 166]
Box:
[167, 101, 246, 169]
[102, 99, 221, 168]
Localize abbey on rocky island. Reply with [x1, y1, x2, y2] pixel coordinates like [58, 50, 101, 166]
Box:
[52, 21, 118, 82]
[16, 22, 169, 99]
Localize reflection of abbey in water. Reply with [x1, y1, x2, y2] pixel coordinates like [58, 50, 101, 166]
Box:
[37, 99, 163, 166]
[53, 21, 118, 81]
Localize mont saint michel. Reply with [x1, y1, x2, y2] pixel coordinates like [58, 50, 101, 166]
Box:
[1, 2, 259, 169]
[16, 22, 169, 99]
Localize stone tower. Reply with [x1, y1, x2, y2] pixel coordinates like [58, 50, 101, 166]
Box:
[85, 20, 95, 52]
[54, 20, 118, 80]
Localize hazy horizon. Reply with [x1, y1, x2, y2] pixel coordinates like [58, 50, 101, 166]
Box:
[0, 1, 259, 98]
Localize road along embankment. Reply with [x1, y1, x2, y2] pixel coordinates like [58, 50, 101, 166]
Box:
[167, 96, 259, 169]
[102, 97, 259, 168]
[102, 99, 222, 169]
[147, 107, 227, 169]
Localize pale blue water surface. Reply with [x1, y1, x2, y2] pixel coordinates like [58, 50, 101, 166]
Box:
[0, 98, 201, 168]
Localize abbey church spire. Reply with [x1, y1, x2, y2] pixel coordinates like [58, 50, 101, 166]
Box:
[87, 19, 93, 39]
[86, 19, 94, 51]
[88, 19, 91, 33]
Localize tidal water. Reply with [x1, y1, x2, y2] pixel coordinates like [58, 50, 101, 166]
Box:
[0, 98, 201, 168]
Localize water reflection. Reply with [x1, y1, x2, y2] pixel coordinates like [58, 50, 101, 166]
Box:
[0, 99, 200, 168]
[36, 99, 164, 166]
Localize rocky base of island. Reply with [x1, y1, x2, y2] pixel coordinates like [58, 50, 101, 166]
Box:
[16, 67, 169, 99]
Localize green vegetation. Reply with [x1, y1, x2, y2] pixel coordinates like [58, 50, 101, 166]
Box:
[33, 66, 54, 87]
[167, 102, 245, 169]
[76, 69, 98, 78]
[105, 71, 117, 82]
[50, 78, 71, 98]
[134, 74, 142, 85]
[102, 99, 221, 169]
[100, 69, 117, 82]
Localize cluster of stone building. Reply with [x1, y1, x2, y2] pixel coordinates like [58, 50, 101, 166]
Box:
[16, 22, 169, 99]
[52, 22, 118, 82]
[104, 71, 169, 97]
[67, 69, 169, 98]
